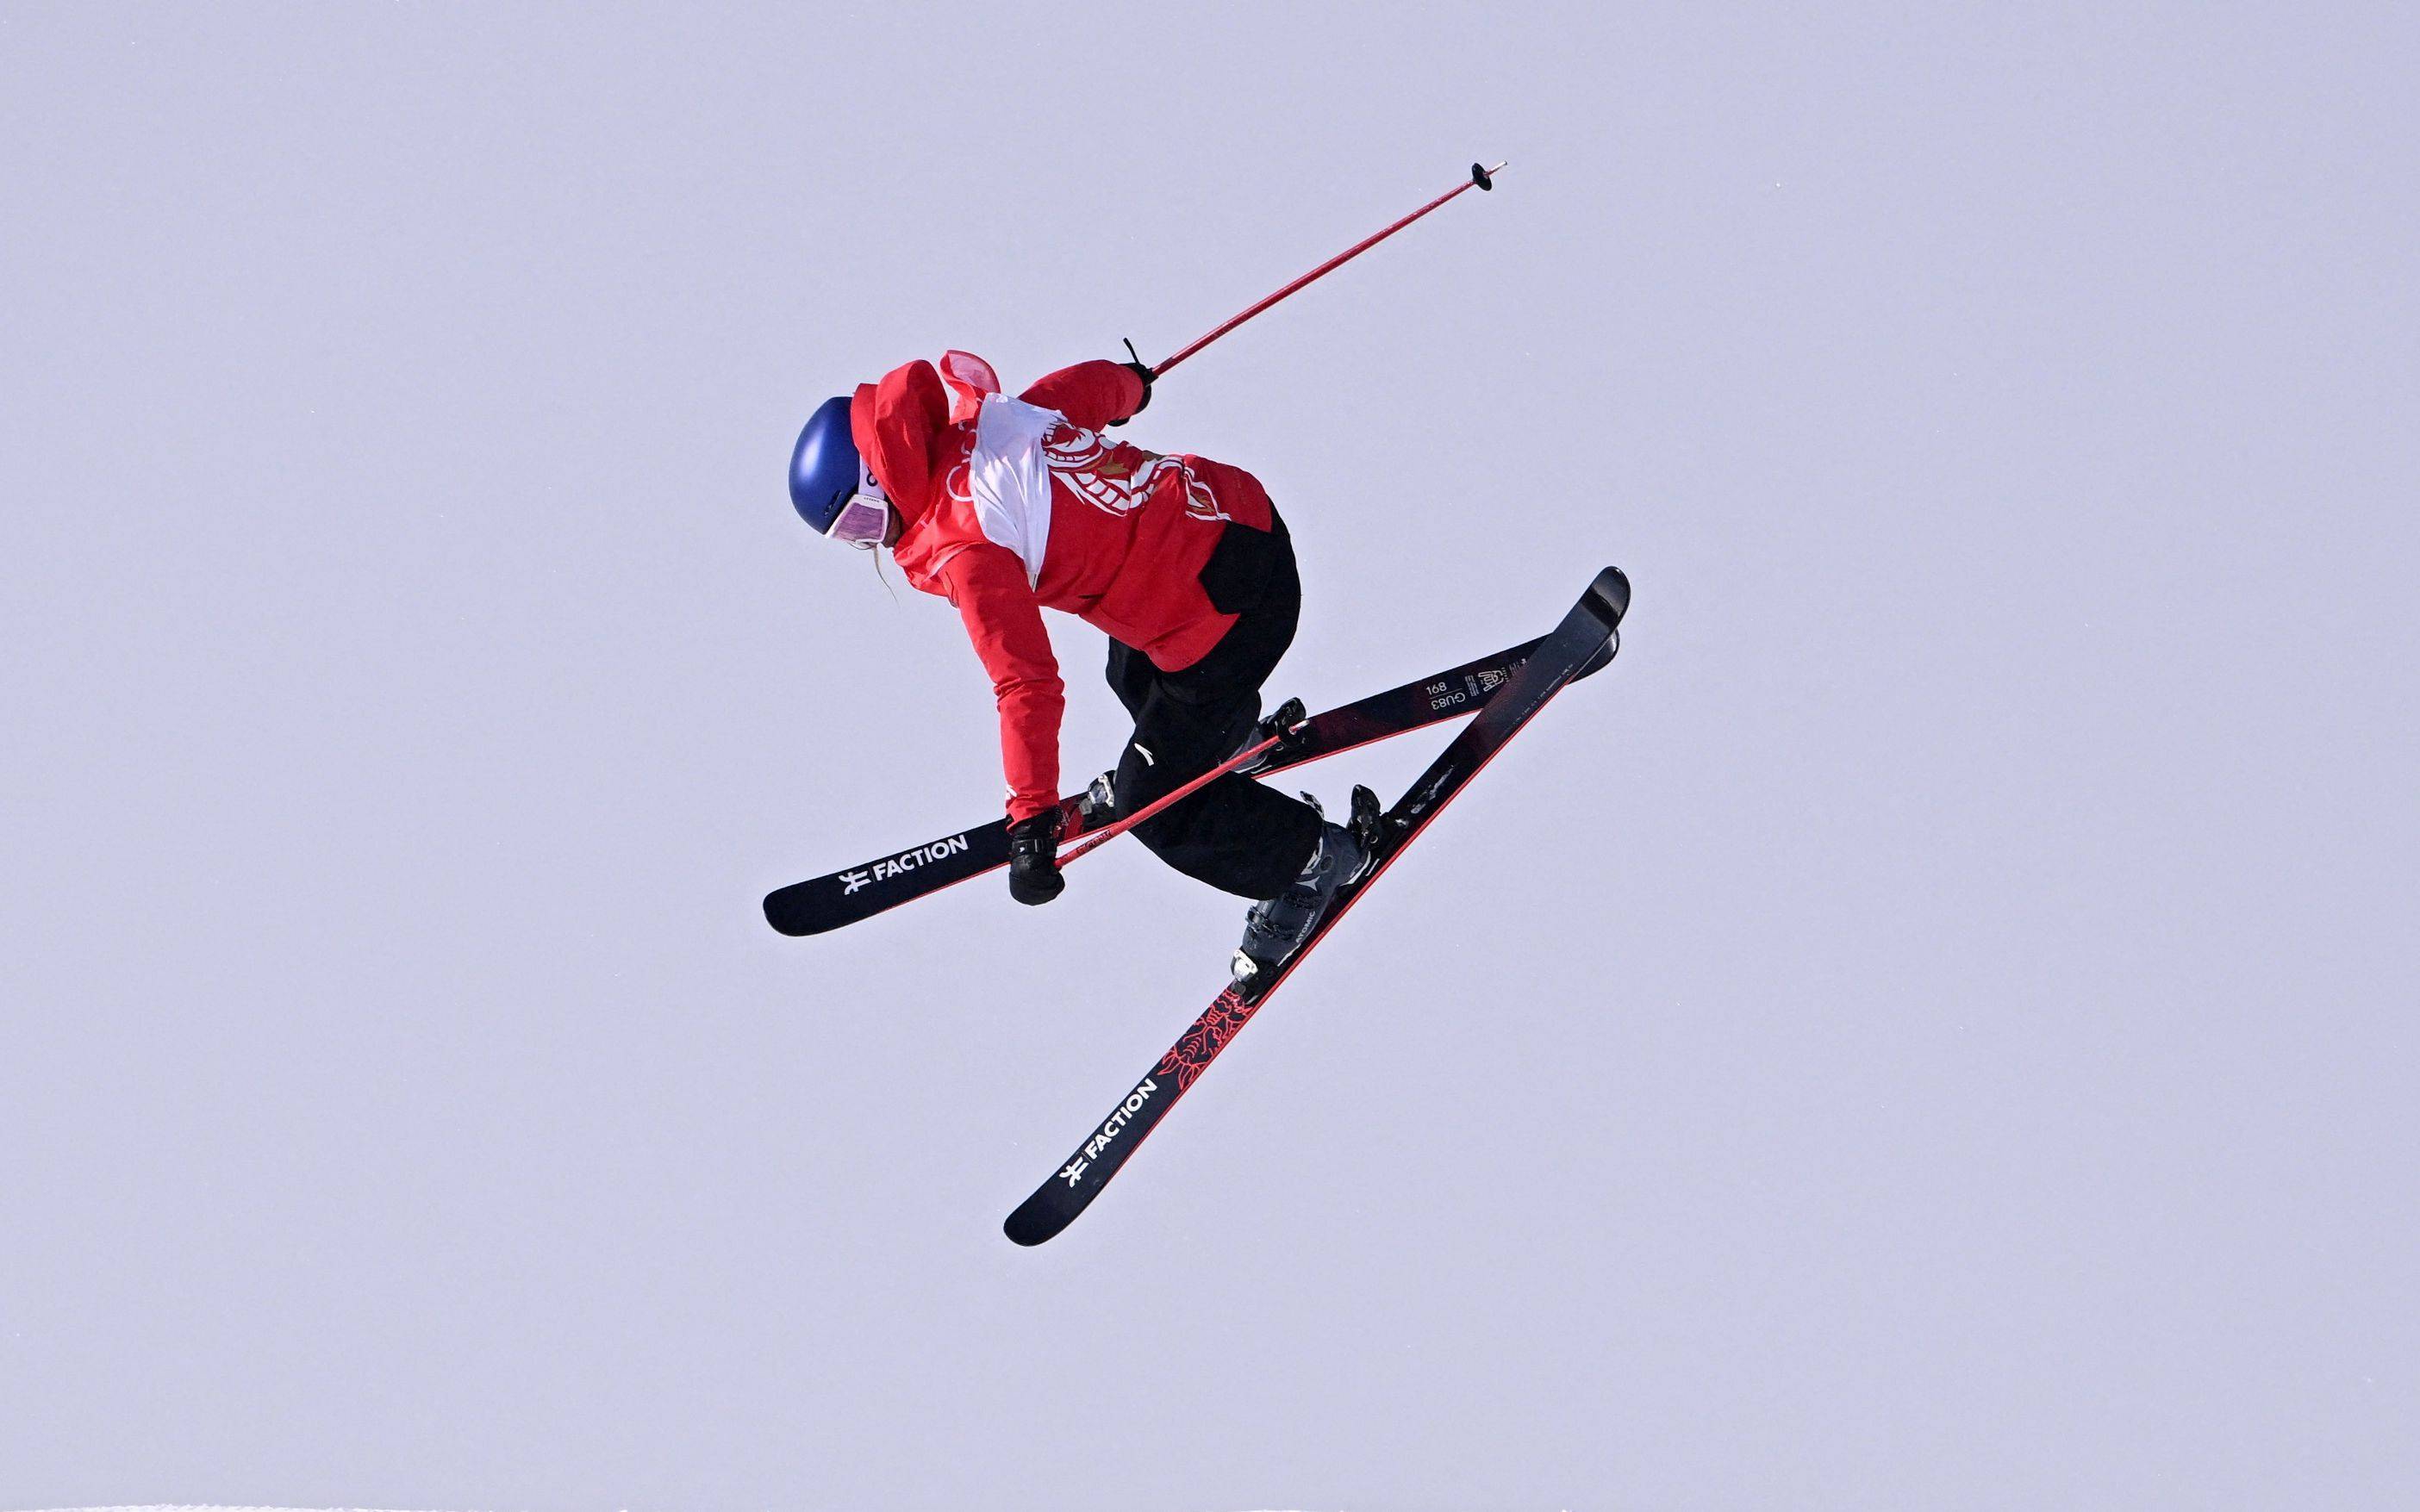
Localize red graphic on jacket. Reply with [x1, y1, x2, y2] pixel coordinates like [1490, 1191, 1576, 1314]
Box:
[848, 352, 1275, 823]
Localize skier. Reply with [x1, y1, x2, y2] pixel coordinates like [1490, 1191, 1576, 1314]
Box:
[787, 350, 1378, 982]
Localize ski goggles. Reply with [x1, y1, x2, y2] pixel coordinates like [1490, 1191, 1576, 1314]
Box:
[828, 464, 891, 551]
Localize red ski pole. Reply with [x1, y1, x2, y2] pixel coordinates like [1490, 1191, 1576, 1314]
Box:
[1054, 722, 1298, 867]
[1146, 160, 1506, 377]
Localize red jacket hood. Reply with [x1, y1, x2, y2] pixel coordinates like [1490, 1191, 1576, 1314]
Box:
[846, 351, 1005, 529]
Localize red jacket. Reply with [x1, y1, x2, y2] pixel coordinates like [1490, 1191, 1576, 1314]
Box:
[850, 352, 1274, 823]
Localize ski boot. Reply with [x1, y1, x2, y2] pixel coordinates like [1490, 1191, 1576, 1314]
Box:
[1234, 696, 1308, 775]
[1231, 784, 1383, 996]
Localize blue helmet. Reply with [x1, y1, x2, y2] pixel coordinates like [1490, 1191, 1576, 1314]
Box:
[789, 395, 861, 533]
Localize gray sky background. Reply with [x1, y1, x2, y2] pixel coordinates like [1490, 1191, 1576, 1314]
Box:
[3, 3, 2415, 1509]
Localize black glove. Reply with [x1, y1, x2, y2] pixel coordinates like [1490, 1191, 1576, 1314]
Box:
[1007, 811, 1064, 905]
[1107, 360, 1154, 426]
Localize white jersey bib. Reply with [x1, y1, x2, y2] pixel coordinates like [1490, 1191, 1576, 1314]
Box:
[967, 392, 1060, 588]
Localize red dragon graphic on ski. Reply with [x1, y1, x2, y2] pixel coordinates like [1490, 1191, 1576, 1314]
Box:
[1153, 989, 1262, 1092]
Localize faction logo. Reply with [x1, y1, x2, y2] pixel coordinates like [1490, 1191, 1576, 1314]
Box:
[1059, 1077, 1158, 1185]
[840, 833, 972, 894]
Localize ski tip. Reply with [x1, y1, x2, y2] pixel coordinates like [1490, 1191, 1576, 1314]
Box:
[1002, 1199, 1070, 1248]
[762, 888, 826, 936]
[1587, 566, 1631, 627]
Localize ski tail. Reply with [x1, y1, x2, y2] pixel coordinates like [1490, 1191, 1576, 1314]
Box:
[1002, 567, 1630, 1246]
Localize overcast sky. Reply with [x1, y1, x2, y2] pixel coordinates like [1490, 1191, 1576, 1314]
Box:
[3, 3, 2415, 1509]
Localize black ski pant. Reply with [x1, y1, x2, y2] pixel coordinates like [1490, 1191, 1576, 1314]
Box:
[1105, 512, 1325, 902]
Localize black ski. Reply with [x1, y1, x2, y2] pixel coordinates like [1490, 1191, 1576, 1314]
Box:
[1002, 567, 1631, 1246]
[763, 632, 1612, 937]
